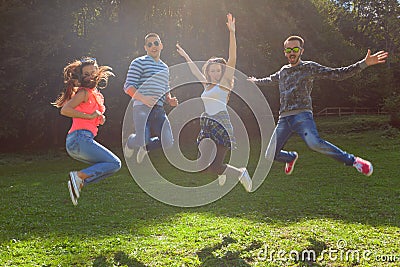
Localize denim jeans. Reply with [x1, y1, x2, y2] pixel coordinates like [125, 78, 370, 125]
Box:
[127, 105, 174, 152]
[66, 130, 121, 185]
[267, 111, 355, 166]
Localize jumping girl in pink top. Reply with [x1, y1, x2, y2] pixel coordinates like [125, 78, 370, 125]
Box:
[53, 57, 121, 206]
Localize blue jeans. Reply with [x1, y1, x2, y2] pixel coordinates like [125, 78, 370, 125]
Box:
[267, 111, 355, 166]
[66, 130, 121, 185]
[127, 105, 174, 151]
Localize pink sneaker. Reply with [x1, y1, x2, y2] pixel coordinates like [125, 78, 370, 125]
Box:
[285, 152, 298, 175]
[353, 157, 373, 176]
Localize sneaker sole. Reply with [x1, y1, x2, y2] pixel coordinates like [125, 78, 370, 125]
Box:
[366, 165, 373, 176]
[67, 181, 78, 206]
[239, 168, 252, 192]
[69, 172, 80, 198]
[240, 178, 252, 192]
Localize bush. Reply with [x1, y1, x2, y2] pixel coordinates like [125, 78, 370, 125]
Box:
[383, 94, 400, 128]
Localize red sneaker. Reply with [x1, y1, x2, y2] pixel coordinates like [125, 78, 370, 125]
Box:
[353, 157, 373, 176]
[285, 152, 298, 175]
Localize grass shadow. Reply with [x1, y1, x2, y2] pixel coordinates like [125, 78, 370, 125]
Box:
[93, 251, 147, 267]
[196, 235, 254, 267]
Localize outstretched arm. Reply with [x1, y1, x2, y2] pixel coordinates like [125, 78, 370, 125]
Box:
[221, 13, 236, 89]
[247, 71, 280, 86]
[312, 49, 389, 81]
[176, 43, 206, 83]
[364, 49, 388, 66]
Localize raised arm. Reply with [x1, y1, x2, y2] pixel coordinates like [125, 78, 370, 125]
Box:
[176, 43, 206, 83]
[221, 13, 236, 88]
[225, 13, 236, 69]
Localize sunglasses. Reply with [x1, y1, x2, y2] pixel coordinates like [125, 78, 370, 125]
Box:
[284, 47, 302, 54]
[147, 40, 160, 48]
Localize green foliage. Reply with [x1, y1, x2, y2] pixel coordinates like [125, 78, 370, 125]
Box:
[0, 0, 399, 151]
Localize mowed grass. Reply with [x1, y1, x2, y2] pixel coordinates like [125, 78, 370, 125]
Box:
[0, 115, 399, 266]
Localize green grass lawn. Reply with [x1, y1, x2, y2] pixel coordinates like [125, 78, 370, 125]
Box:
[0, 115, 399, 266]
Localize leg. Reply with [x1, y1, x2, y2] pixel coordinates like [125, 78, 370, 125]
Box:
[66, 130, 121, 185]
[211, 145, 252, 192]
[207, 144, 231, 175]
[267, 117, 297, 163]
[292, 112, 355, 166]
[147, 106, 174, 151]
[127, 105, 152, 149]
[197, 139, 217, 172]
[199, 142, 252, 192]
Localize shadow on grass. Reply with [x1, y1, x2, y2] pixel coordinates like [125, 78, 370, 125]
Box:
[93, 251, 147, 267]
[196, 235, 256, 267]
[294, 238, 327, 267]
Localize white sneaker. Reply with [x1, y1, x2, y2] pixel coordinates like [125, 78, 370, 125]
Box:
[124, 142, 134, 158]
[67, 180, 78, 206]
[137, 146, 148, 164]
[218, 174, 226, 186]
[238, 168, 252, 192]
[69, 171, 83, 198]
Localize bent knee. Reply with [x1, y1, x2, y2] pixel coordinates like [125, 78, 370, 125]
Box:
[112, 158, 122, 172]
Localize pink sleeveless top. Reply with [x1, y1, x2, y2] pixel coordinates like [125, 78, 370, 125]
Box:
[68, 88, 105, 136]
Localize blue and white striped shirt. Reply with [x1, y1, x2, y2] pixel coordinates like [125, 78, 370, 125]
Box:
[124, 55, 169, 106]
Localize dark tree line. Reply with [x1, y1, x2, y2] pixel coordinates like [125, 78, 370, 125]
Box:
[0, 0, 398, 152]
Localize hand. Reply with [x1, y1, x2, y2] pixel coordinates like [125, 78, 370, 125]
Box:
[88, 110, 102, 119]
[247, 76, 257, 83]
[99, 114, 106, 125]
[364, 49, 389, 66]
[226, 13, 235, 32]
[176, 43, 188, 59]
[167, 96, 179, 107]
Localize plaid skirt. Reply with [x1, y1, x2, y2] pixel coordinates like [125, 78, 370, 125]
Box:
[197, 111, 236, 149]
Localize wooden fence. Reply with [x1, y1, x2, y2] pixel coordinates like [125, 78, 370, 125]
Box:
[316, 107, 387, 117]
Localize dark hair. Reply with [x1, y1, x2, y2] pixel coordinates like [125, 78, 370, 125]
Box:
[144, 33, 161, 44]
[284, 35, 304, 47]
[52, 57, 114, 108]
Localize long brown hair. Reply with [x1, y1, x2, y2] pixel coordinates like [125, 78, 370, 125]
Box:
[202, 57, 234, 90]
[52, 57, 114, 108]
